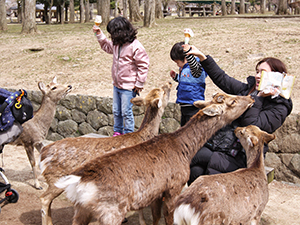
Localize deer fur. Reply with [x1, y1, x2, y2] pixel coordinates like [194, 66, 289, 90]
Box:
[173, 125, 275, 225]
[55, 93, 254, 225]
[39, 82, 172, 225]
[11, 77, 72, 190]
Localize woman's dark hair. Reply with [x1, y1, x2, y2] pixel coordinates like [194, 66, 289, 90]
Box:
[170, 42, 185, 62]
[107, 16, 137, 46]
[256, 57, 287, 73]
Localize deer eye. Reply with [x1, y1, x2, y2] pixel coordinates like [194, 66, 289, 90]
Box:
[51, 87, 57, 90]
[230, 99, 237, 106]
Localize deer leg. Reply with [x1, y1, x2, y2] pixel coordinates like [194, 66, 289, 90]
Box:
[151, 198, 163, 225]
[163, 186, 185, 225]
[73, 204, 93, 225]
[40, 184, 64, 225]
[138, 209, 147, 225]
[24, 145, 42, 189]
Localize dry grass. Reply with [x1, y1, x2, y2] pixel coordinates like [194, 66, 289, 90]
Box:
[1, 16, 300, 113]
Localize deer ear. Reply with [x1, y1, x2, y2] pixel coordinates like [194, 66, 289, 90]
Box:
[263, 132, 276, 144]
[202, 105, 223, 116]
[38, 82, 46, 93]
[130, 96, 144, 106]
[248, 136, 258, 147]
[194, 100, 210, 109]
[152, 98, 162, 108]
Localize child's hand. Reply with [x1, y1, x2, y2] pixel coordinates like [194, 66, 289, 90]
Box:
[93, 25, 101, 35]
[182, 44, 191, 52]
[170, 70, 176, 79]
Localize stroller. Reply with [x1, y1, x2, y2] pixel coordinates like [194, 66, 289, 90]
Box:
[0, 88, 33, 212]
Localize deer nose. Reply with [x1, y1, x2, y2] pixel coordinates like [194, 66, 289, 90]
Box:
[68, 85, 72, 89]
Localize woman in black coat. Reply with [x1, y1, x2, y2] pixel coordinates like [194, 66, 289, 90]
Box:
[185, 45, 293, 185]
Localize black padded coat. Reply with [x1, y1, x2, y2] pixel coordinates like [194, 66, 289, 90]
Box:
[199, 55, 293, 174]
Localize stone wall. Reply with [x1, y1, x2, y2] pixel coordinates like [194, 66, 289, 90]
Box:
[26, 90, 181, 141]
[25, 90, 300, 184]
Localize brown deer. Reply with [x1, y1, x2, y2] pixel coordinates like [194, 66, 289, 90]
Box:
[173, 125, 275, 225]
[39, 82, 172, 225]
[55, 93, 254, 225]
[11, 77, 72, 190]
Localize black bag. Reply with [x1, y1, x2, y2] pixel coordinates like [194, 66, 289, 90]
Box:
[12, 90, 33, 124]
[205, 122, 243, 155]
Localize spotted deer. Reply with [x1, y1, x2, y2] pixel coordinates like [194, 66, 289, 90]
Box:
[55, 93, 254, 225]
[173, 125, 275, 225]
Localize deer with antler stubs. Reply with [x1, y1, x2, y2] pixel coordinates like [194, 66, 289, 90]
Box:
[55, 93, 254, 225]
[39, 82, 172, 225]
[12, 77, 72, 190]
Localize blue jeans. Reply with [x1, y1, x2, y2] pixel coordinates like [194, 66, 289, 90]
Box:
[113, 86, 136, 134]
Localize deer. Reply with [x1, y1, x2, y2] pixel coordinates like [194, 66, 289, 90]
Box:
[39, 82, 172, 225]
[54, 93, 255, 225]
[173, 125, 275, 225]
[11, 77, 72, 190]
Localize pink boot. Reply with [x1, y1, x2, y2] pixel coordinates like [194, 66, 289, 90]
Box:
[113, 132, 122, 137]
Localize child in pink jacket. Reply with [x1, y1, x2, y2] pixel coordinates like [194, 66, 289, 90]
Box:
[93, 17, 149, 136]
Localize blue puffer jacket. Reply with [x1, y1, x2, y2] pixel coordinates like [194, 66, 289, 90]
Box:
[176, 58, 208, 105]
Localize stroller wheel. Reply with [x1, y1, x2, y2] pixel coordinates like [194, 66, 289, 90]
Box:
[6, 189, 19, 203]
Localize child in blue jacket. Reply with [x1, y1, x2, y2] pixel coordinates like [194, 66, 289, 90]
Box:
[170, 42, 208, 126]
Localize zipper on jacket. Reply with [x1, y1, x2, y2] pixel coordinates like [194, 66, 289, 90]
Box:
[115, 45, 122, 86]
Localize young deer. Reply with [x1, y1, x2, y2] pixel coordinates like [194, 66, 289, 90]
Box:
[55, 93, 254, 225]
[173, 125, 275, 225]
[39, 82, 172, 225]
[12, 77, 72, 190]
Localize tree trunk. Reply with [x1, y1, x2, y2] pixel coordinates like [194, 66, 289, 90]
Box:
[221, 0, 227, 15]
[22, 0, 37, 34]
[123, 0, 128, 18]
[261, 0, 266, 14]
[97, 0, 101, 15]
[155, 0, 163, 18]
[101, 0, 110, 26]
[129, 0, 142, 22]
[240, 0, 245, 14]
[60, 0, 65, 24]
[0, 0, 7, 31]
[70, 0, 75, 23]
[80, 0, 84, 23]
[114, 0, 119, 17]
[277, 0, 288, 14]
[85, 0, 90, 22]
[231, 0, 236, 14]
[144, 0, 155, 27]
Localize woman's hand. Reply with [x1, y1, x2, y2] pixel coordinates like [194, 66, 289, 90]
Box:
[93, 25, 101, 35]
[258, 86, 281, 97]
[183, 45, 207, 61]
[133, 86, 143, 95]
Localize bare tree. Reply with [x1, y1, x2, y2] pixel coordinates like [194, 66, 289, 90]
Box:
[144, 0, 155, 27]
[155, 0, 163, 18]
[240, 0, 245, 14]
[69, 0, 75, 23]
[59, 0, 66, 24]
[277, 0, 288, 14]
[128, 0, 142, 22]
[261, 0, 266, 13]
[0, 0, 7, 31]
[123, 0, 128, 18]
[80, 0, 84, 23]
[97, 0, 101, 15]
[101, 0, 111, 26]
[22, 0, 37, 33]
[221, 0, 227, 15]
[85, 0, 90, 22]
[231, 0, 236, 14]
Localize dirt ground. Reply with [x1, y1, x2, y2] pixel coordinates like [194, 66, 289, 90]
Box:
[1, 16, 300, 224]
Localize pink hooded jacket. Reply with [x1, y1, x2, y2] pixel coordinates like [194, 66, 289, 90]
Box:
[96, 33, 149, 90]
